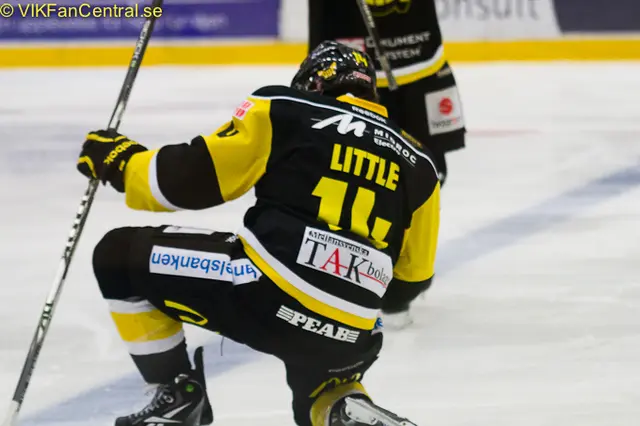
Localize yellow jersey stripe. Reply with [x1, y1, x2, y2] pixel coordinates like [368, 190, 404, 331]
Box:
[337, 94, 389, 117]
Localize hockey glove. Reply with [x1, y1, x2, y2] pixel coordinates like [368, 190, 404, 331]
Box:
[77, 129, 147, 193]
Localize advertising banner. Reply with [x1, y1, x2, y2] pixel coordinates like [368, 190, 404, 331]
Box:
[553, 0, 640, 32]
[435, 0, 562, 41]
[0, 0, 280, 40]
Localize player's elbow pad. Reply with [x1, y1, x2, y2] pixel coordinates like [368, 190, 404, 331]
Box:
[155, 137, 224, 210]
[381, 277, 433, 313]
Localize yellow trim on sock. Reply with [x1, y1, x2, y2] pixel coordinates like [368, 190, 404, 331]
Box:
[110, 309, 183, 343]
[310, 382, 368, 426]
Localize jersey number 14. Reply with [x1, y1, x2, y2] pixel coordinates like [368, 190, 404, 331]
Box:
[312, 177, 391, 249]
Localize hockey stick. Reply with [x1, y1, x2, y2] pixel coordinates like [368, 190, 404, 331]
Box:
[355, 0, 398, 91]
[2, 2, 163, 425]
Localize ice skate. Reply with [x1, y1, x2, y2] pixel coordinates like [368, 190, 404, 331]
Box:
[333, 396, 418, 426]
[115, 347, 212, 426]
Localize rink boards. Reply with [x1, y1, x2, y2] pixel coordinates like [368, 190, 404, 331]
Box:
[1, 38, 640, 68]
[0, 0, 639, 67]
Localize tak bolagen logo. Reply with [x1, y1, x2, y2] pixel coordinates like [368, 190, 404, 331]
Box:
[297, 228, 392, 294]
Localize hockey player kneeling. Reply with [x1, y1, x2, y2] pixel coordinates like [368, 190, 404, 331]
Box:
[77, 41, 439, 426]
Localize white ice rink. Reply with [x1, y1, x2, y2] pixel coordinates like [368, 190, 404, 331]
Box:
[1, 62, 640, 426]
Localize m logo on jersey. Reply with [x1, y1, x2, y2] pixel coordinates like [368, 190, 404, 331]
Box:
[312, 113, 367, 137]
[297, 227, 392, 297]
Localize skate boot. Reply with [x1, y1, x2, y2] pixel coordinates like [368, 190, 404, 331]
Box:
[330, 395, 418, 426]
[116, 347, 213, 426]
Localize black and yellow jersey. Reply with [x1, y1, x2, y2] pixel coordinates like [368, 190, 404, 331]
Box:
[309, 0, 446, 88]
[123, 85, 440, 331]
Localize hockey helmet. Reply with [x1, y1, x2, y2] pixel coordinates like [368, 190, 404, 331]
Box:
[291, 40, 378, 102]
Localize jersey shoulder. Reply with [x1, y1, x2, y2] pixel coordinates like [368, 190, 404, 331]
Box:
[249, 85, 439, 191]
[249, 85, 341, 130]
[250, 85, 341, 109]
[251, 85, 315, 101]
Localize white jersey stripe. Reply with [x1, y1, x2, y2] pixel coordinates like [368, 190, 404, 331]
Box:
[375, 45, 445, 79]
[107, 299, 156, 314]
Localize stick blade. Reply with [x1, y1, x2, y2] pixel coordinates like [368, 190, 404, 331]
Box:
[2, 401, 20, 426]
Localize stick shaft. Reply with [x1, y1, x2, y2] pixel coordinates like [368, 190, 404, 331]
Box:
[355, 0, 398, 91]
[2, 2, 163, 424]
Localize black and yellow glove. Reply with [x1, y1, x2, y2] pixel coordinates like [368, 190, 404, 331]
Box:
[77, 129, 148, 193]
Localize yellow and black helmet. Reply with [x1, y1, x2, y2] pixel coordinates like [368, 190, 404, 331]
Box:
[291, 40, 378, 102]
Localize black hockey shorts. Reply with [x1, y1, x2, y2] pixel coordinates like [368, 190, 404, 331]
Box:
[108, 225, 383, 426]
[378, 62, 466, 157]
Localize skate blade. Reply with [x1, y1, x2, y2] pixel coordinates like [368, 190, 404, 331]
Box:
[344, 397, 418, 426]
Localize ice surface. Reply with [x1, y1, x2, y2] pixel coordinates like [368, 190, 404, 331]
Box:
[1, 62, 639, 425]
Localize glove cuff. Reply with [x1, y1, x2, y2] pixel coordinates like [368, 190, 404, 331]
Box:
[107, 144, 148, 192]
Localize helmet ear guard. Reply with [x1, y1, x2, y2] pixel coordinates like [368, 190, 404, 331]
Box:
[291, 40, 379, 102]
